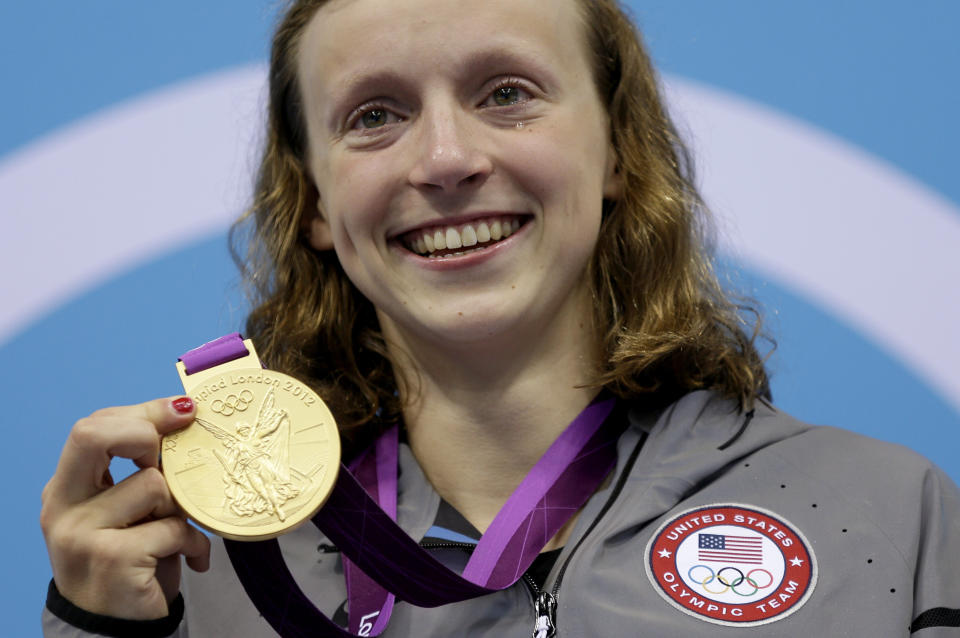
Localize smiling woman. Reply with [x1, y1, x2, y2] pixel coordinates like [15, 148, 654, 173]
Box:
[40, 0, 960, 637]
[240, 0, 769, 442]
[294, 0, 621, 443]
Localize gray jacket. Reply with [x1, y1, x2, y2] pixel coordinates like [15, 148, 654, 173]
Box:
[44, 392, 960, 636]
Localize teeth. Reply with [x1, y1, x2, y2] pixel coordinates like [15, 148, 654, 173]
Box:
[431, 248, 475, 259]
[476, 222, 491, 243]
[445, 227, 462, 249]
[408, 218, 523, 256]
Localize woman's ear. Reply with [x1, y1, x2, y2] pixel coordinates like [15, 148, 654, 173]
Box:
[303, 200, 334, 251]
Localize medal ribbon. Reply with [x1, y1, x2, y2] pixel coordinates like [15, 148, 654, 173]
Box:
[181, 334, 621, 637]
[341, 428, 397, 636]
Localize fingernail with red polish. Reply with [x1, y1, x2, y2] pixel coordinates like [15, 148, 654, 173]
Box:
[172, 397, 194, 414]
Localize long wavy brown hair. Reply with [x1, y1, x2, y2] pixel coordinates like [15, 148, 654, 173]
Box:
[232, 0, 770, 451]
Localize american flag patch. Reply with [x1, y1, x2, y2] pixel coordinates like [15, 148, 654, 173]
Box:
[698, 533, 763, 564]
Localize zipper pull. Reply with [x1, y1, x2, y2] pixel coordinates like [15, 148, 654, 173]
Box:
[532, 590, 557, 638]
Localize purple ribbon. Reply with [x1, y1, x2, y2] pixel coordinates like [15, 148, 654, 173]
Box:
[179, 333, 249, 374]
[180, 334, 622, 637]
[342, 428, 397, 636]
[336, 399, 619, 635]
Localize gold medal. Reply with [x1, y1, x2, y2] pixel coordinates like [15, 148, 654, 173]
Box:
[162, 339, 341, 540]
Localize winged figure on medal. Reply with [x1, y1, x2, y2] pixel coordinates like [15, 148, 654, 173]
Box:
[194, 388, 301, 521]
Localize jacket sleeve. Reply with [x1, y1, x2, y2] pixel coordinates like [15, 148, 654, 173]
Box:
[42, 580, 188, 638]
[909, 465, 960, 636]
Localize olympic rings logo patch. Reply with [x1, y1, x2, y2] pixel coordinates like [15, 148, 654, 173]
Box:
[687, 565, 774, 596]
[644, 504, 817, 627]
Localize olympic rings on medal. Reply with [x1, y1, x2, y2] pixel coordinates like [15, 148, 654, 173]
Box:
[210, 389, 255, 416]
[686, 565, 774, 597]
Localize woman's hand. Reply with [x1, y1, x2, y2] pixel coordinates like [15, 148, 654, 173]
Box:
[40, 397, 211, 620]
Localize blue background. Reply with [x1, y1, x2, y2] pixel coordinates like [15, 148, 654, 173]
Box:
[1, 2, 958, 634]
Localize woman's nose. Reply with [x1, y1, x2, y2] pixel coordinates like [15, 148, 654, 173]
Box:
[407, 106, 493, 193]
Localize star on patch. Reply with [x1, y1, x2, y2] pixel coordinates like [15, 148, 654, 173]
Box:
[658, 549, 672, 558]
[790, 556, 804, 567]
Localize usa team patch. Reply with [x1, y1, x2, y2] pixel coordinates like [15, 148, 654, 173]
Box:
[644, 503, 817, 626]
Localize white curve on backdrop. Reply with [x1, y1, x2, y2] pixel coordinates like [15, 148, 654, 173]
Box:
[1, 66, 958, 416]
[663, 78, 960, 417]
[0, 65, 268, 344]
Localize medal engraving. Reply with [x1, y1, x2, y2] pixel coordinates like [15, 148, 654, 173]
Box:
[163, 351, 340, 541]
[195, 388, 300, 521]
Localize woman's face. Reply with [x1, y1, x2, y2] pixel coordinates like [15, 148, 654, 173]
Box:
[298, 0, 619, 352]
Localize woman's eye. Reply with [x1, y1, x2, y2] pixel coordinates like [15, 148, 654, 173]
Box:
[350, 105, 400, 131]
[493, 86, 521, 106]
[485, 84, 531, 108]
[360, 108, 389, 129]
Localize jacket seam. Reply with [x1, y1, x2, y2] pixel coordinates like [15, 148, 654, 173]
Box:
[768, 446, 915, 572]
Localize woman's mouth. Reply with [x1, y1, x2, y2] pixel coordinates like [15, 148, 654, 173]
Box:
[401, 216, 526, 259]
